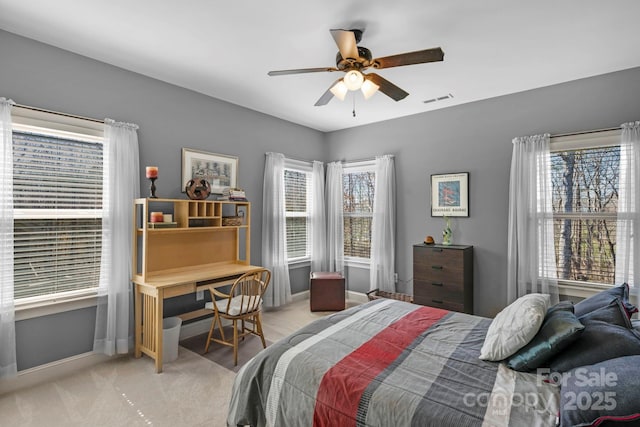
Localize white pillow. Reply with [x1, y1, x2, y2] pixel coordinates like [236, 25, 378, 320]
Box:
[479, 293, 550, 361]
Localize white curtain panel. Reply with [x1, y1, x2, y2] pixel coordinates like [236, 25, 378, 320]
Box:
[615, 121, 640, 304]
[0, 98, 17, 378]
[369, 155, 396, 292]
[262, 152, 292, 308]
[93, 119, 140, 356]
[310, 160, 327, 272]
[507, 134, 559, 305]
[326, 161, 344, 273]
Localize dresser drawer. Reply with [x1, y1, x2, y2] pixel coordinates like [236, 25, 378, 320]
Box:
[413, 279, 464, 304]
[413, 263, 464, 285]
[413, 245, 465, 267]
[413, 293, 464, 312]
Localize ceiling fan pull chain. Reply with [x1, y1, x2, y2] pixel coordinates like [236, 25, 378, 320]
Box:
[352, 94, 356, 117]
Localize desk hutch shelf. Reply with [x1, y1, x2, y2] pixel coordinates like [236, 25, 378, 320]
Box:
[132, 198, 259, 372]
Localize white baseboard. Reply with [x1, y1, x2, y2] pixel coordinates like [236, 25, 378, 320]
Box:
[292, 290, 310, 302]
[347, 290, 369, 304]
[179, 317, 217, 340]
[0, 351, 119, 396]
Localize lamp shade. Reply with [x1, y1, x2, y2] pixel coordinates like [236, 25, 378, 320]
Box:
[343, 70, 364, 91]
[330, 80, 348, 101]
[361, 79, 380, 99]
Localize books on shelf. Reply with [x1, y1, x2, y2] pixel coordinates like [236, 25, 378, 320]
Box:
[218, 187, 247, 201]
[148, 222, 178, 229]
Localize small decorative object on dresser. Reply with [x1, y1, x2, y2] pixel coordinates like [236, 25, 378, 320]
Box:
[442, 215, 452, 245]
[413, 243, 473, 313]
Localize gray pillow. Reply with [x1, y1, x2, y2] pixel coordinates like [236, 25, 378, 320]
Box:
[574, 283, 637, 318]
[549, 299, 640, 373]
[560, 355, 640, 427]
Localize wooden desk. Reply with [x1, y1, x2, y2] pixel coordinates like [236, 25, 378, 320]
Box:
[133, 262, 263, 373]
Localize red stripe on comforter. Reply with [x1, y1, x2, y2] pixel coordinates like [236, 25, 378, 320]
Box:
[313, 305, 448, 427]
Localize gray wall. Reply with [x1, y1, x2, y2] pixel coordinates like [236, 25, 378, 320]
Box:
[1, 30, 324, 370]
[3, 28, 640, 369]
[327, 67, 640, 317]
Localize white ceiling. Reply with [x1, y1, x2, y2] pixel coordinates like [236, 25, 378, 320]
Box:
[1, 0, 639, 132]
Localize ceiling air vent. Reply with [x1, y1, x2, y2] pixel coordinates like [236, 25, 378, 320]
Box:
[423, 93, 454, 104]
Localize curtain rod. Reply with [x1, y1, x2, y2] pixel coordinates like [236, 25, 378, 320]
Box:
[551, 126, 620, 139]
[14, 103, 104, 124]
[283, 155, 319, 163]
[339, 155, 395, 163]
[286, 156, 394, 164]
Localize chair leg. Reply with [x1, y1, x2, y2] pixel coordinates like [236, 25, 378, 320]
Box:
[217, 312, 227, 343]
[256, 313, 266, 348]
[233, 319, 239, 366]
[204, 312, 218, 353]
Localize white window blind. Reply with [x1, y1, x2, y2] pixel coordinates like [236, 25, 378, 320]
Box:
[284, 168, 312, 260]
[343, 167, 375, 259]
[550, 130, 622, 286]
[12, 121, 104, 302]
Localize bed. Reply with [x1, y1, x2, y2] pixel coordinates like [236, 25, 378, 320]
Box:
[227, 298, 560, 427]
[228, 283, 640, 427]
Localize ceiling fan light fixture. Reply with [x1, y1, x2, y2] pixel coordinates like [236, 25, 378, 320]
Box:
[343, 70, 364, 91]
[330, 80, 348, 101]
[361, 79, 380, 99]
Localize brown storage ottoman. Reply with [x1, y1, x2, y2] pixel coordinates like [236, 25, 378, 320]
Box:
[309, 272, 345, 312]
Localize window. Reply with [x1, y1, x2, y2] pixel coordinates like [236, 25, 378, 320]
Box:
[12, 107, 104, 304]
[550, 130, 621, 286]
[284, 163, 312, 261]
[343, 163, 375, 260]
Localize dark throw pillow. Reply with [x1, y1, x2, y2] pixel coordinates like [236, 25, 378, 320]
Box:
[507, 301, 584, 372]
[574, 283, 638, 319]
[560, 355, 640, 427]
[549, 299, 640, 373]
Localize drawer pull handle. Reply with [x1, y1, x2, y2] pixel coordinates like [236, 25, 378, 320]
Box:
[432, 248, 443, 252]
[431, 282, 443, 287]
[431, 265, 443, 270]
[432, 299, 443, 304]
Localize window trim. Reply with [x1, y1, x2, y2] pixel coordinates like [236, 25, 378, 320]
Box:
[11, 107, 105, 314]
[550, 128, 623, 292]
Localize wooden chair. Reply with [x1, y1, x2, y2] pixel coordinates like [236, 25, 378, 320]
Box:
[204, 268, 271, 365]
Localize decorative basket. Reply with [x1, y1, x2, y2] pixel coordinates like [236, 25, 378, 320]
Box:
[222, 216, 243, 226]
[366, 289, 413, 303]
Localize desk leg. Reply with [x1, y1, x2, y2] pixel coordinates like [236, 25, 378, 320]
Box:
[155, 288, 164, 373]
[134, 283, 142, 358]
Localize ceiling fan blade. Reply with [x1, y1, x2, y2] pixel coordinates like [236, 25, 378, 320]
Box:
[366, 73, 409, 101]
[314, 79, 343, 106]
[373, 47, 444, 69]
[330, 29, 359, 60]
[268, 67, 338, 76]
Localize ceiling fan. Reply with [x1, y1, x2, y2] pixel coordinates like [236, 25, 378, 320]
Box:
[267, 29, 444, 106]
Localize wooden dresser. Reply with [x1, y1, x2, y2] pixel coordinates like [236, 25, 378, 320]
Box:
[413, 244, 473, 314]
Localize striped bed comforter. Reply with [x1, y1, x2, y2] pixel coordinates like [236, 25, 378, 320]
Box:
[227, 299, 559, 427]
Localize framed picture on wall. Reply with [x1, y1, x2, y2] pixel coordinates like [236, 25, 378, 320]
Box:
[430, 172, 469, 217]
[181, 148, 238, 194]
